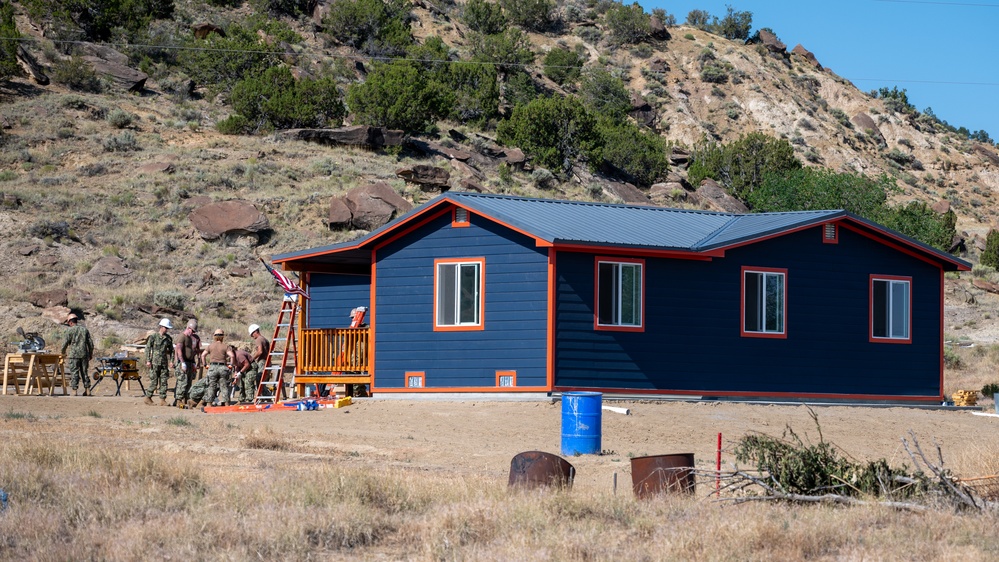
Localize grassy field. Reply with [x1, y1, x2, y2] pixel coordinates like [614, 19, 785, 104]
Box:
[1, 397, 998, 561]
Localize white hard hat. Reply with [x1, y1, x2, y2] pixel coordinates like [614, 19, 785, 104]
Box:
[159, 318, 173, 329]
[248, 324, 260, 336]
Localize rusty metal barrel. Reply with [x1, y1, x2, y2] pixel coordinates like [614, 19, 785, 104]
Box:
[508, 451, 576, 489]
[631, 453, 695, 498]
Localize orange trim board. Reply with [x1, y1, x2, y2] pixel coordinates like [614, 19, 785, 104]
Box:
[375, 386, 551, 393]
[432, 257, 486, 332]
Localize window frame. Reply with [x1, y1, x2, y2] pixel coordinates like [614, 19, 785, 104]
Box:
[405, 371, 425, 388]
[594, 257, 645, 332]
[741, 266, 788, 339]
[433, 257, 485, 332]
[496, 370, 517, 388]
[870, 275, 912, 344]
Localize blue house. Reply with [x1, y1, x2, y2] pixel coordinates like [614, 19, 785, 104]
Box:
[272, 192, 969, 403]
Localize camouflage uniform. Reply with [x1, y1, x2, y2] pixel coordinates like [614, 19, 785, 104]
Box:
[61, 324, 94, 392]
[144, 331, 173, 400]
[202, 340, 231, 406]
[247, 333, 270, 400]
[232, 349, 254, 402]
[188, 376, 208, 404]
[174, 330, 197, 403]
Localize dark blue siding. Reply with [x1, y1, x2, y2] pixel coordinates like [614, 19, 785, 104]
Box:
[555, 226, 943, 398]
[308, 273, 371, 328]
[374, 213, 549, 389]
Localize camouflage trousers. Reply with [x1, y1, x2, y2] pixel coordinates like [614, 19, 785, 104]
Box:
[174, 362, 193, 401]
[203, 364, 231, 406]
[235, 360, 264, 402]
[189, 377, 208, 404]
[66, 357, 90, 391]
[145, 362, 170, 399]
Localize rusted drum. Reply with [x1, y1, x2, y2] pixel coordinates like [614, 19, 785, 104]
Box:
[508, 451, 576, 489]
[631, 453, 695, 498]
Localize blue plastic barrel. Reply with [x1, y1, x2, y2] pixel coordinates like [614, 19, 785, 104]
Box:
[561, 392, 602, 455]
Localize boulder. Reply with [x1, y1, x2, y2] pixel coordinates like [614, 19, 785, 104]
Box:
[451, 159, 485, 182]
[791, 44, 822, 69]
[648, 16, 670, 40]
[2, 192, 20, 208]
[344, 182, 413, 230]
[80, 256, 134, 288]
[81, 55, 147, 92]
[973, 279, 999, 295]
[68, 288, 94, 306]
[192, 23, 226, 39]
[973, 144, 999, 167]
[602, 180, 651, 205]
[649, 182, 688, 205]
[328, 197, 353, 229]
[669, 147, 691, 168]
[459, 178, 488, 193]
[851, 113, 885, 145]
[503, 148, 526, 168]
[17, 244, 39, 256]
[695, 179, 749, 213]
[931, 200, 951, 215]
[29, 288, 69, 308]
[648, 58, 670, 74]
[758, 29, 786, 54]
[276, 126, 404, 148]
[138, 161, 175, 174]
[312, 0, 332, 25]
[16, 44, 49, 85]
[42, 306, 72, 325]
[396, 165, 450, 190]
[188, 200, 270, 241]
[405, 139, 472, 161]
[629, 92, 655, 126]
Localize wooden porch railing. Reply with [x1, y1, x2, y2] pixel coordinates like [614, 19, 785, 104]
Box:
[300, 327, 370, 374]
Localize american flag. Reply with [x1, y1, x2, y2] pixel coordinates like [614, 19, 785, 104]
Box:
[261, 258, 310, 299]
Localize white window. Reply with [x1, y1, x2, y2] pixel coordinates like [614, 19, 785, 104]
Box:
[436, 260, 482, 328]
[743, 268, 786, 336]
[597, 260, 643, 328]
[872, 277, 910, 341]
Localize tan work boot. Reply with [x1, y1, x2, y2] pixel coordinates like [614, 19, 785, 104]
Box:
[187, 399, 197, 409]
[195, 400, 206, 409]
[158, 397, 167, 406]
[143, 396, 153, 406]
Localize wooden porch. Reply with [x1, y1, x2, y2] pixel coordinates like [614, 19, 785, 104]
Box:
[294, 327, 371, 394]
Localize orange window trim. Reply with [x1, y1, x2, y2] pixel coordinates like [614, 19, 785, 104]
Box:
[593, 256, 646, 332]
[433, 257, 486, 332]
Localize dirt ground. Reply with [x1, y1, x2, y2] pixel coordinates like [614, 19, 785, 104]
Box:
[3, 391, 998, 491]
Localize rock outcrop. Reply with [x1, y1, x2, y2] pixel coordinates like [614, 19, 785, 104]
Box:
[188, 200, 270, 242]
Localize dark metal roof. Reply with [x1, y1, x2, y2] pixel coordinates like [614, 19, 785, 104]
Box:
[272, 192, 970, 271]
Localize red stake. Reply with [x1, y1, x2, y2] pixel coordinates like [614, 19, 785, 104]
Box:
[716, 432, 722, 494]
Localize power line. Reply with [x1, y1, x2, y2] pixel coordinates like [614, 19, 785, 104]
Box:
[875, 0, 999, 6]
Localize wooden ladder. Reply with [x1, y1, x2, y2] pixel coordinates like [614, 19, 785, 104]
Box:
[254, 296, 299, 404]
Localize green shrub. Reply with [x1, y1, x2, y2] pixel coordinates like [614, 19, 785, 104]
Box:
[748, 168, 894, 216]
[578, 68, 631, 122]
[496, 95, 601, 176]
[499, 0, 553, 31]
[0, 2, 20, 81]
[106, 109, 134, 129]
[469, 28, 535, 73]
[52, 56, 102, 93]
[462, 0, 506, 35]
[251, 0, 311, 16]
[502, 70, 542, 108]
[153, 290, 187, 310]
[700, 65, 728, 84]
[103, 131, 140, 152]
[323, 0, 413, 57]
[713, 6, 752, 40]
[595, 118, 669, 187]
[21, 0, 174, 42]
[543, 47, 583, 86]
[688, 132, 801, 198]
[442, 62, 499, 124]
[981, 230, 999, 269]
[180, 24, 285, 97]
[981, 383, 999, 398]
[346, 61, 452, 133]
[227, 66, 346, 133]
[604, 2, 650, 45]
[685, 9, 711, 30]
[877, 202, 956, 251]
[830, 108, 852, 128]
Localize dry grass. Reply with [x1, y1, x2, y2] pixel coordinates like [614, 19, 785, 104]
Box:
[0, 420, 998, 561]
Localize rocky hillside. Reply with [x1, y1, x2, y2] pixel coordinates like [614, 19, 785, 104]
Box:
[1, 0, 999, 360]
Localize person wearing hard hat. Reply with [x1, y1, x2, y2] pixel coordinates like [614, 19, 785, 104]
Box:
[143, 318, 174, 406]
[61, 313, 94, 396]
[197, 328, 235, 408]
[246, 323, 270, 402]
[173, 318, 199, 407]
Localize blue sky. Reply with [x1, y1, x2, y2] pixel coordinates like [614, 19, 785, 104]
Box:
[639, 1, 999, 141]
